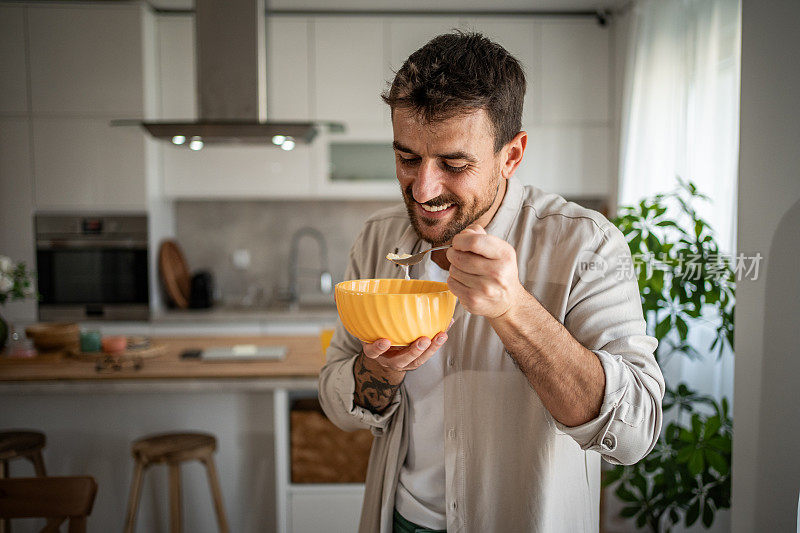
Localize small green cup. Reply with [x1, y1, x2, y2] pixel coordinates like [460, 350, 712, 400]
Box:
[80, 330, 102, 353]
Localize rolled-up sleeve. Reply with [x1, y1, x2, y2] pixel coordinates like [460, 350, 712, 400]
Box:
[317, 231, 402, 436]
[558, 224, 665, 465]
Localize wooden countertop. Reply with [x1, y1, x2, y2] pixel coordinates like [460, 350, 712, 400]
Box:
[0, 336, 324, 382]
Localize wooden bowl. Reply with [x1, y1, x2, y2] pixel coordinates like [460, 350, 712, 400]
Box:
[24, 322, 80, 351]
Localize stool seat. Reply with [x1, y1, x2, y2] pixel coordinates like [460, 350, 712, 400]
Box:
[132, 432, 216, 464]
[0, 431, 46, 461]
[125, 431, 228, 533]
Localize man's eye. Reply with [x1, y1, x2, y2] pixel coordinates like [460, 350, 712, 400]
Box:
[443, 162, 468, 173]
[399, 156, 420, 166]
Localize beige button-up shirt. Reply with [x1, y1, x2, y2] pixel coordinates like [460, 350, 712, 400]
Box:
[318, 178, 665, 533]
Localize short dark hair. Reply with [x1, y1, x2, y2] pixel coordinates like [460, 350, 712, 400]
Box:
[382, 31, 526, 153]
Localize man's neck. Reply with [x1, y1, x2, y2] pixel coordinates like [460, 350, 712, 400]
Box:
[431, 178, 508, 271]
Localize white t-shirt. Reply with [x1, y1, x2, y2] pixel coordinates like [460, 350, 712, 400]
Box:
[394, 254, 449, 529]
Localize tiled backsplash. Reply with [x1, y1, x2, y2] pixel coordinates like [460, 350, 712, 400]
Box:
[175, 199, 398, 306]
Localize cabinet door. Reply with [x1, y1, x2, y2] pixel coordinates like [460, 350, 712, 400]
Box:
[162, 144, 313, 198]
[0, 6, 28, 115]
[540, 19, 609, 123]
[458, 18, 539, 128]
[289, 488, 365, 533]
[515, 125, 611, 196]
[387, 17, 459, 70]
[0, 119, 37, 321]
[312, 18, 389, 126]
[157, 14, 196, 120]
[267, 16, 311, 121]
[32, 118, 146, 209]
[27, 4, 144, 116]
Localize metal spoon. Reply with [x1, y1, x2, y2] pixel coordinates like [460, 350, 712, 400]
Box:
[386, 245, 451, 267]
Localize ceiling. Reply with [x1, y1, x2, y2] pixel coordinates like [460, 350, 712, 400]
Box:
[147, 0, 631, 13]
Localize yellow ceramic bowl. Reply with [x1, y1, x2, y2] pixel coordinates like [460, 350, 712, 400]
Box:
[335, 279, 457, 346]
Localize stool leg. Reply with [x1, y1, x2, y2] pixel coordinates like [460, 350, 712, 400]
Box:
[202, 456, 230, 533]
[169, 462, 182, 533]
[30, 450, 47, 477]
[124, 460, 146, 533]
[1, 460, 8, 533]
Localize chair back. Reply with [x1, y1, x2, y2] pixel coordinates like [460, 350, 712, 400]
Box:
[0, 476, 97, 533]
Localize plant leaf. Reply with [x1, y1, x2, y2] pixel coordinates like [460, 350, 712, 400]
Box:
[688, 450, 705, 476]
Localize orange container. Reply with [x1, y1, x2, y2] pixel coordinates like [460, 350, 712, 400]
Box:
[101, 335, 127, 355]
[334, 279, 456, 346]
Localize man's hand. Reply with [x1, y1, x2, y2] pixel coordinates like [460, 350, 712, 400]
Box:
[362, 332, 449, 372]
[353, 332, 449, 414]
[446, 223, 526, 318]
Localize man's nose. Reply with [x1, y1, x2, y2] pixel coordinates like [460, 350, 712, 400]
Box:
[412, 160, 443, 204]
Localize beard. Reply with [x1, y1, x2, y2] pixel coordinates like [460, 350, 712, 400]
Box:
[401, 171, 502, 246]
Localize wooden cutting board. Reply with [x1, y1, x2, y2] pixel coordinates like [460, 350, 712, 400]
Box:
[158, 240, 191, 309]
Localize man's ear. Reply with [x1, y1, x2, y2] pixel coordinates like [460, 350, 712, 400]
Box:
[501, 131, 527, 179]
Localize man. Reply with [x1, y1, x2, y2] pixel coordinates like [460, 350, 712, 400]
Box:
[318, 32, 664, 533]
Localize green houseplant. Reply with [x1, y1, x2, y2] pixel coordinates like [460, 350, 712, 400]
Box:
[0, 255, 38, 350]
[603, 179, 735, 531]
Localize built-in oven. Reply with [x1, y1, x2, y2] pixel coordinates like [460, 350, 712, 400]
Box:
[35, 214, 149, 321]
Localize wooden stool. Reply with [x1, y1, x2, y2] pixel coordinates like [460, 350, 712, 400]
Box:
[0, 431, 47, 479]
[124, 432, 229, 533]
[0, 431, 48, 533]
[0, 476, 97, 533]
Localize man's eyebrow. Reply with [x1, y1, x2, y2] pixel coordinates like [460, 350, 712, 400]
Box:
[392, 141, 417, 154]
[392, 141, 478, 163]
[436, 151, 478, 163]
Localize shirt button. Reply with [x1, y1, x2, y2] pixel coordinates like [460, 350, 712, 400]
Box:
[450, 500, 458, 510]
[447, 428, 456, 439]
[447, 357, 455, 367]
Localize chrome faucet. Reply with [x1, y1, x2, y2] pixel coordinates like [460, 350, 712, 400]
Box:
[285, 227, 333, 307]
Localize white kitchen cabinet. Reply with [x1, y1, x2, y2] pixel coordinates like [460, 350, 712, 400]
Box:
[162, 142, 314, 199]
[515, 125, 612, 196]
[289, 487, 365, 533]
[540, 19, 610, 124]
[458, 17, 539, 128]
[275, 389, 366, 533]
[32, 117, 146, 210]
[157, 14, 196, 120]
[267, 16, 311, 121]
[0, 119, 37, 321]
[387, 16, 459, 69]
[0, 6, 28, 116]
[312, 17, 390, 127]
[27, 4, 145, 117]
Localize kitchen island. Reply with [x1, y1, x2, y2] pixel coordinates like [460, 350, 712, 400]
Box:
[0, 326, 361, 533]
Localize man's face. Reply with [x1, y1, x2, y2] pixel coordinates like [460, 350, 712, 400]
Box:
[392, 107, 503, 246]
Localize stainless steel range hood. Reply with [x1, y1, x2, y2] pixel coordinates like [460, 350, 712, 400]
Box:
[141, 0, 328, 146]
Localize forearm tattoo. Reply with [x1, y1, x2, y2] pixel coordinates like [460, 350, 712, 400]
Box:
[353, 352, 401, 414]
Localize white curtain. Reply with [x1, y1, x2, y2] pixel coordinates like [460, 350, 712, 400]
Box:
[619, 0, 741, 256]
[617, 0, 741, 410]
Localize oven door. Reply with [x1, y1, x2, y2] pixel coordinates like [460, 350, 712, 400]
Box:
[36, 241, 149, 321]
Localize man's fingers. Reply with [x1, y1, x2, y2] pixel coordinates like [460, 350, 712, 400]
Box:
[401, 332, 449, 371]
[447, 264, 486, 289]
[362, 338, 392, 358]
[374, 336, 431, 369]
[451, 232, 506, 260]
[446, 248, 495, 275]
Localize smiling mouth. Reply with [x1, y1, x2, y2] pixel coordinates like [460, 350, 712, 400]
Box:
[419, 203, 453, 213]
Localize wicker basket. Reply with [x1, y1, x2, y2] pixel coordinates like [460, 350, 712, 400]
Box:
[290, 398, 373, 484]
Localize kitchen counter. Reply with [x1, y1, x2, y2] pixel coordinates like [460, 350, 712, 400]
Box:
[0, 335, 324, 392]
[151, 304, 339, 324]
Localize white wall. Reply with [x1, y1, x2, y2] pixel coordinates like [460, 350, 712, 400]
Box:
[733, 0, 800, 530]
